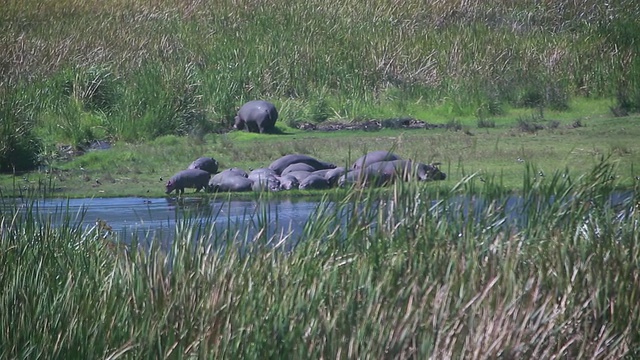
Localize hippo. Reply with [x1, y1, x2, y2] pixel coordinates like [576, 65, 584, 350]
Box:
[337, 167, 392, 188]
[165, 169, 211, 195]
[249, 168, 280, 192]
[277, 175, 300, 190]
[252, 177, 280, 192]
[248, 167, 277, 179]
[299, 174, 330, 190]
[281, 163, 317, 176]
[268, 154, 336, 175]
[234, 100, 278, 134]
[210, 169, 246, 184]
[208, 173, 254, 192]
[368, 160, 446, 182]
[352, 150, 402, 169]
[324, 166, 347, 186]
[414, 161, 446, 181]
[309, 168, 331, 178]
[219, 167, 249, 178]
[187, 157, 219, 174]
[282, 170, 313, 183]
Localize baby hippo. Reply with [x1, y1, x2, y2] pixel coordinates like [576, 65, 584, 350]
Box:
[165, 169, 211, 195]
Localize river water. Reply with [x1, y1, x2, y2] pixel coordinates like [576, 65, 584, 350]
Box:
[1, 191, 635, 249]
[1, 196, 334, 248]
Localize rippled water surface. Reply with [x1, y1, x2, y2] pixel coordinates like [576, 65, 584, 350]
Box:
[2, 190, 634, 247]
[1, 196, 329, 245]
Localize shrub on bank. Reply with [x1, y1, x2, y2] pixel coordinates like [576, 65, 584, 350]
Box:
[0, 93, 42, 172]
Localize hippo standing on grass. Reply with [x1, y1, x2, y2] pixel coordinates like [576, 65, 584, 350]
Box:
[234, 100, 279, 134]
[165, 169, 211, 195]
[187, 157, 219, 174]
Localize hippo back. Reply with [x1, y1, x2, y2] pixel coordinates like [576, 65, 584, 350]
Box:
[187, 157, 219, 174]
[209, 174, 253, 192]
[235, 100, 278, 133]
[299, 174, 330, 190]
[352, 150, 402, 169]
[281, 163, 317, 175]
[269, 154, 336, 175]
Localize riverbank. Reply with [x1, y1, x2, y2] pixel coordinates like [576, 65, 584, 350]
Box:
[1, 100, 639, 198]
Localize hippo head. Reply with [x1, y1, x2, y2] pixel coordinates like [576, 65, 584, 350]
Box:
[278, 176, 299, 190]
[418, 163, 446, 181]
[267, 176, 280, 191]
[233, 116, 245, 130]
[165, 180, 175, 194]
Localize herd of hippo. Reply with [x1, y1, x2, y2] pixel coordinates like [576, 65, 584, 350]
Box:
[165, 150, 447, 195]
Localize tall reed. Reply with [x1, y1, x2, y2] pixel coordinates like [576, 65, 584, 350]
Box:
[1, 159, 638, 358]
[1, 0, 638, 156]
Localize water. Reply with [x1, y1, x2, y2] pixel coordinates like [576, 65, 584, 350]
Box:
[0, 196, 331, 247]
[1, 190, 635, 249]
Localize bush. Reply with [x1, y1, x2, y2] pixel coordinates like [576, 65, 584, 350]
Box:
[0, 93, 42, 172]
[477, 118, 496, 128]
[309, 97, 332, 123]
[60, 67, 120, 114]
[445, 119, 463, 131]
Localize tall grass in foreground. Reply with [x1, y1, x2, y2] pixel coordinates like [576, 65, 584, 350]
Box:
[1, 159, 639, 358]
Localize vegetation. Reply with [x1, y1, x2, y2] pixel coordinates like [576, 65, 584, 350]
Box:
[1, 0, 640, 172]
[1, 159, 638, 358]
[1, 102, 639, 198]
[2, 2, 640, 356]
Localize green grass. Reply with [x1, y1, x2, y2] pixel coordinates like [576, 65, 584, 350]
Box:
[2, 4, 639, 355]
[1, 159, 638, 358]
[1, 107, 639, 198]
[1, 0, 639, 167]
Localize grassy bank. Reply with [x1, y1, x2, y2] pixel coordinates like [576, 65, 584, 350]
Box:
[1, 159, 638, 358]
[1, 0, 640, 172]
[1, 101, 639, 198]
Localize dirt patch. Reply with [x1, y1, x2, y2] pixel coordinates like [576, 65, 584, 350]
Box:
[296, 118, 446, 132]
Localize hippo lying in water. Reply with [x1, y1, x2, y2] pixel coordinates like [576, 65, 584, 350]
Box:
[234, 100, 279, 134]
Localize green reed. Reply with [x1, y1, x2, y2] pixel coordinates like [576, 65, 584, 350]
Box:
[1, 0, 639, 157]
[1, 158, 638, 358]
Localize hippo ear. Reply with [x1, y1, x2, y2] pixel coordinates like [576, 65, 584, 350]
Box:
[166, 180, 173, 186]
